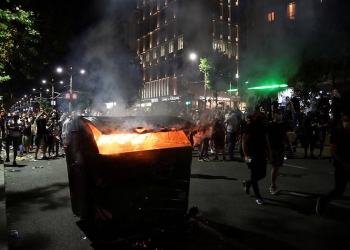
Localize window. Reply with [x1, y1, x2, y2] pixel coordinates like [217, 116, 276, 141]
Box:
[161, 45, 165, 56]
[140, 54, 143, 65]
[146, 52, 150, 62]
[153, 49, 157, 59]
[178, 36, 183, 50]
[169, 40, 174, 53]
[268, 12, 275, 22]
[288, 2, 296, 20]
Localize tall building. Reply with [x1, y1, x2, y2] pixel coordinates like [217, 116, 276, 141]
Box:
[239, 0, 341, 95]
[136, 0, 240, 112]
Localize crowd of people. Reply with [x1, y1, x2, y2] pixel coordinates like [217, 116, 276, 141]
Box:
[186, 88, 349, 208]
[0, 87, 349, 212]
[0, 106, 74, 166]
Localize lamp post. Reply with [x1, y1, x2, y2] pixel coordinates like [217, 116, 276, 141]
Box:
[33, 87, 48, 107]
[189, 52, 206, 110]
[57, 67, 85, 111]
[42, 79, 63, 106]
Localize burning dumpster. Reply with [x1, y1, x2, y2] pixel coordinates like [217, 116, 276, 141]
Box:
[65, 116, 194, 241]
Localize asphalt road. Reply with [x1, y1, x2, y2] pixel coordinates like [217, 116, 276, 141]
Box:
[4, 147, 350, 250]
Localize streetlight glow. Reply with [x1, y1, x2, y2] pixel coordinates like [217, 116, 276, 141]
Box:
[57, 66, 85, 111]
[189, 53, 197, 61]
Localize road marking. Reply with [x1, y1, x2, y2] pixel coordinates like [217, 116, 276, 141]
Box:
[287, 192, 313, 198]
[331, 201, 350, 209]
[283, 164, 307, 169]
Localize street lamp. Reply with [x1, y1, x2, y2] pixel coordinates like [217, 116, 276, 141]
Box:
[32, 87, 48, 107]
[189, 52, 207, 110]
[57, 67, 85, 111]
[42, 79, 63, 106]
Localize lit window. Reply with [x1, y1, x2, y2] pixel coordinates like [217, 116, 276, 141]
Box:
[268, 12, 275, 22]
[288, 2, 296, 20]
[161, 45, 165, 56]
[146, 52, 150, 62]
[169, 40, 174, 53]
[178, 36, 183, 50]
[140, 54, 143, 64]
[153, 49, 157, 59]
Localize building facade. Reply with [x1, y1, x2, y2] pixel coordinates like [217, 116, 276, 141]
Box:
[135, 0, 240, 113]
[238, 0, 332, 95]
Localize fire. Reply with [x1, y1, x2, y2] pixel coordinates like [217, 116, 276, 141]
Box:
[86, 123, 191, 155]
[97, 133, 150, 146]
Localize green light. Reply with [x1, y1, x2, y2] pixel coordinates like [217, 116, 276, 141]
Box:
[247, 84, 288, 90]
[185, 101, 191, 105]
[227, 88, 238, 92]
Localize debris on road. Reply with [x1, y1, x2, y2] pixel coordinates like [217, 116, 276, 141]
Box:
[32, 166, 44, 169]
[8, 230, 20, 239]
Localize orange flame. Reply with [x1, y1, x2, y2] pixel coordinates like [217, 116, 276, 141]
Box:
[86, 123, 191, 155]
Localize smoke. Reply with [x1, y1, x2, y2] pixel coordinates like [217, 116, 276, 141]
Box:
[65, 0, 142, 115]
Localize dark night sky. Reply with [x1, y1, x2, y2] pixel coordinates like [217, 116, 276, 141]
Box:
[17, 0, 141, 110]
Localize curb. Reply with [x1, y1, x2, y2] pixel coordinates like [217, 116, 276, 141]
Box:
[0, 162, 8, 250]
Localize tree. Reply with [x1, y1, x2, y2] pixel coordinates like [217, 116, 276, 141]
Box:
[199, 50, 236, 107]
[0, 0, 40, 82]
[199, 57, 214, 97]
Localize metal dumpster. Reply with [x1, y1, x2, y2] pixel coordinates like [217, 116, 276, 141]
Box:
[64, 116, 193, 242]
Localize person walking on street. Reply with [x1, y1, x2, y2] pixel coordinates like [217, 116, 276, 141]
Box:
[5, 113, 21, 166]
[316, 111, 350, 215]
[267, 109, 293, 195]
[242, 109, 269, 205]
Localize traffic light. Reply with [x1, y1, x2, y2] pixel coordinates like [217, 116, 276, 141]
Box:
[185, 101, 191, 105]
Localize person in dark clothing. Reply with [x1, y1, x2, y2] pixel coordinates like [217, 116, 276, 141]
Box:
[271, 96, 279, 113]
[331, 89, 342, 131]
[290, 91, 301, 127]
[242, 109, 269, 205]
[211, 119, 226, 161]
[302, 111, 318, 159]
[316, 111, 350, 215]
[262, 95, 272, 121]
[267, 109, 293, 195]
[314, 110, 330, 159]
[35, 109, 49, 160]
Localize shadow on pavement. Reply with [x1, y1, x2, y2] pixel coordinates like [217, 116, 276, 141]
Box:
[194, 216, 298, 250]
[6, 182, 70, 218]
[77, 219, 233, 250]
[4, 164, 28, 168]
[190, 174, 238, 181]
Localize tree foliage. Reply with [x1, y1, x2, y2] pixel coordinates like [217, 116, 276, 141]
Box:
[199, 50, 236, 106]
[0, 0, 39, 83]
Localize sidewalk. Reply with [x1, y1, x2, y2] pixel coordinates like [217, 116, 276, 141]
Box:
[0, 161, 7, 250]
